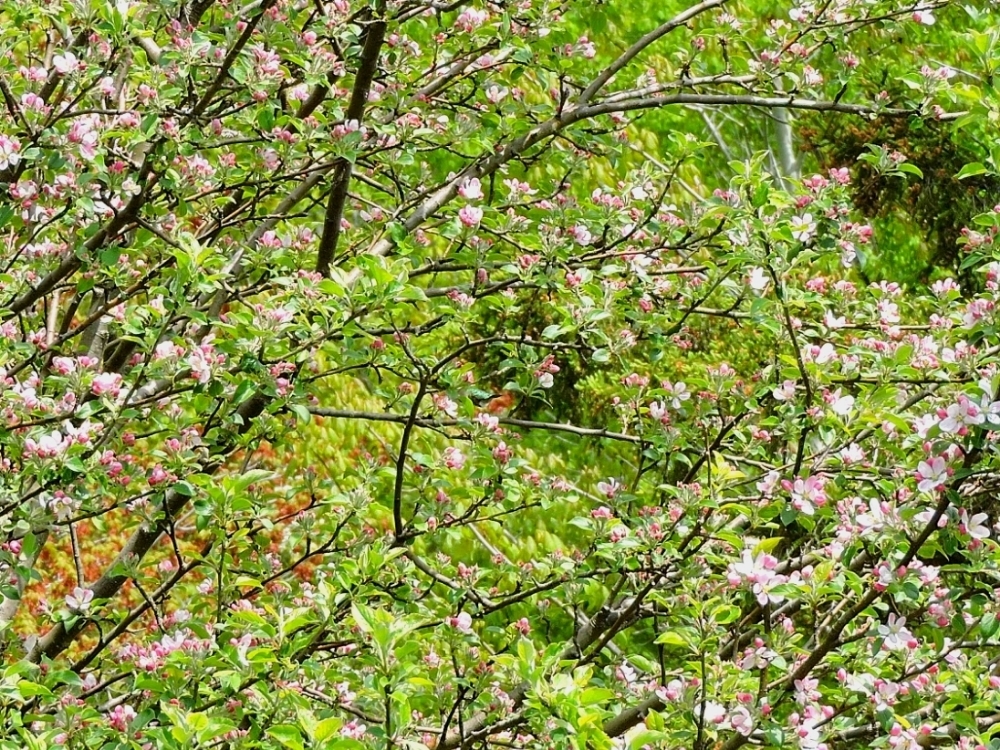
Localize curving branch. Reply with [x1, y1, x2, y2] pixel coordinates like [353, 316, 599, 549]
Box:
[26, 393, 270, 663]
[308, 407, 645, 444]
[315, 5, 388, 277]
[351, 91, 959, 279]
[578, 0, 730, 105]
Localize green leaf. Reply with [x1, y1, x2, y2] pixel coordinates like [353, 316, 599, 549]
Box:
[227, 469, 276, 495]
[99, 247, 122, 266]
[313, 717, 343, 742]
[232, 379, 256, 405]
[711, 605, 741, 625]
[628, 729, 668, 748]
[895, 162, 923, 178]
[579, 687, 615, 706]
[291, 403, 312, 425]
[981, 612, 999, 639]
[753, 537, 782, 555]
[956, 162, 989, 179]
[267, 724, 304, 750]
[654, 631, 689, 648]
[352, 602, 377, 634]
[15, 681, 52, 699]
[174, 481, 196, 497]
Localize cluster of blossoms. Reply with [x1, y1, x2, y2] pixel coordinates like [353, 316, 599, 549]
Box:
[727, 550, 807, 607]
[0, 2, 996, 750]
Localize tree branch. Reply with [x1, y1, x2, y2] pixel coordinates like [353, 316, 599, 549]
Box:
[315, 6, 387, 277]
[578, 0, 730, 105]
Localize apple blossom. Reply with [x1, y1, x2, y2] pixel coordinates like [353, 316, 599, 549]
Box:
[459, 205, 483, 227]
[447, 612, 473, 633]
[52, 51, 79, 74]
[597, 478, 622, 499]
[0, 4, 991, 750]
[878, 613, 915, 651]
[458, 178, 483, 200]
[748, 267, 770, 291]
[958, 509, 990, 540]
[65, 587, 94, 612]
[790, 212, 817, 242]
[938, 396, 985, 435]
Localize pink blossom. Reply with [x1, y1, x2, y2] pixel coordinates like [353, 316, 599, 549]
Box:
[878, 613, 914, 650]
[486, 85, 508, 104]
[447, 612, 473, 633]
[475, 412, 500, 432]
[728, 550, 786, 605]
[756, 470, 780, 496]
[938, 395, 984, 435]
[916, 456, 949, 493]
[492, 441, 512, 464]
[622, 372, 648, 388]
[0, 135, 21, 170]
[53, 356, 83, 378]
[828, 389, 854, 415]
[729, 705, 754, 735]
[66, 586, 94, 612]
[739, 642, 776, 670]
[874, 562, 896, 591]
[840, 443, 865, 464]
[698, 701, 728, 725]
[107, 703, 136, 732]
[24, 431, 68, 459]
[656, 679, 685, 702]
[962, 299, 994, 328]
[803, 66, 823, 86]
[455, 7, 489, 32]
[341, 720, 367, 739]
[664, 381, 690, 409]
[459, 205, 483, 227]
[856, 499, 892, 534]
[773, 379, 797, 401]
[443, 447, 466, 470]
[649, 401, 668, 423]
[597, 478, 621, 499]
[148, 466, 170, 486]
[609, 525, 629, 543]
[251, 45, 282, 77]
[433, 393, 458, 417]
[155, 341, 184, 360]
[187, 349, 213, 383]
[458, 178, 483, 200]
[806, 343, 837, 365]
[91, 372, 123, 397]
[829, 167, 851, 184]
[824, 311, 847, 329]
[574, 36, 597, 59]
[789, 475, 827, 515]
[570, 224, 593, 245]
[504, 178, 535, 196]
[794, 676, 821, 704]
[878, 299, 901, 325]
[958, 508, 990, 540]
[52, 51, 79, 74]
